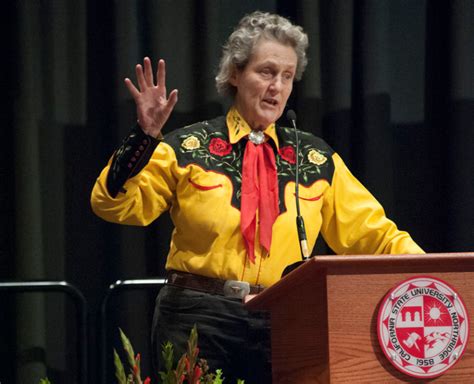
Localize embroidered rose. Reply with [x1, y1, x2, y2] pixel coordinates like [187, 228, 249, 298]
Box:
[209, 137, 232, 156]
[278, 145, 296, 164]
[307, 149, 327, 165]
[181, 135, 200, 150]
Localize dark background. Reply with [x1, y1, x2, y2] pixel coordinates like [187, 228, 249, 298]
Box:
[1, 0, 472, 383]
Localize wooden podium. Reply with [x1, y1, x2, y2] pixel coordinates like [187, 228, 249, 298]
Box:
[245, 253, 474, 383]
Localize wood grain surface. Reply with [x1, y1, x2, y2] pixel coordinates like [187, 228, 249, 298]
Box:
[246, 253, 474, 383]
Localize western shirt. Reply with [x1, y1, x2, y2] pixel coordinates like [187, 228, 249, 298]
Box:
[91, 107, 424, 287]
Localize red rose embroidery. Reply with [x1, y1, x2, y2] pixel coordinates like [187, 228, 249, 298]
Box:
[279, 145, 296, 164]
[209, 137, 232, 156]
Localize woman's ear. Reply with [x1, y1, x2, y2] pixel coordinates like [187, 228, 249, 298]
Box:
[229, 69, 239, 87]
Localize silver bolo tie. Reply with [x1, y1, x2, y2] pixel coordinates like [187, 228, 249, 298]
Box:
[248, 130, 266, 145]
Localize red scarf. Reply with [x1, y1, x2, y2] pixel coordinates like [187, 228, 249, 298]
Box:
[240, 140, 279, 263]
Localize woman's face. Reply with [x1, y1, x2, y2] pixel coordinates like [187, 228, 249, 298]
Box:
[230, 39, 297, 131]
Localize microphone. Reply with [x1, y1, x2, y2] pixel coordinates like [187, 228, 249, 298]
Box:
[286, 109, 297, 124]
[286, 109, 310, 262]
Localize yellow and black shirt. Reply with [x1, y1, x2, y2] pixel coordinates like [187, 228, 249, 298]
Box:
[91, 107, 423, 287]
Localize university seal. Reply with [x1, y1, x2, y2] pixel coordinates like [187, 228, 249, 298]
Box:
[377, 276, 469, 378]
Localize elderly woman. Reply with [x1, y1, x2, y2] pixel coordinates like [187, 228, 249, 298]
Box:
[91, 11, 423, 382]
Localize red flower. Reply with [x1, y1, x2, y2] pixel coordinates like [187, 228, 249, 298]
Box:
[144, 378, 151, 384]
[133, 353, 140, 375]
[209, 138, 232, 156]
[193, 365, 202, 383]
[184, 357, 190, 372]
[279, 146, 296, 164]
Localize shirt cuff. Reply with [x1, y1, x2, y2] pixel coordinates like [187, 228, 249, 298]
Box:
[105, 125, 161, 197]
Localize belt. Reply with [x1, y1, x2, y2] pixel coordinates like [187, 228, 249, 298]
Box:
[166, 270, 266, 299]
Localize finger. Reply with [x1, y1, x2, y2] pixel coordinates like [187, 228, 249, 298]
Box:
[157, 59, 166, 88]
[135, 64, 147, 91]
[124, 78, 140, 100]
[143, 57, 154, 86]
[163, 89, 179, 117]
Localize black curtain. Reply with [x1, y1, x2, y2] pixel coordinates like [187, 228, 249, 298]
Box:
[1, 0, 473, 382]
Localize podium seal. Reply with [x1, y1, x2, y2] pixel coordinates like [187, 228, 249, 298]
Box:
[377, 275, 470, 378]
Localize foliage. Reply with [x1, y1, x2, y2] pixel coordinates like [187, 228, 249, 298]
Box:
[114, 325, 245, 384]
[114, 328, 150, 384]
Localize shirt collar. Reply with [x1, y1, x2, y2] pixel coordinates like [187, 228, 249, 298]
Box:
[226, 106, 280, 149]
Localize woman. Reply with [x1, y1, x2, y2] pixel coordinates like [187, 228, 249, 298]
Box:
[91, 11, 423, 382]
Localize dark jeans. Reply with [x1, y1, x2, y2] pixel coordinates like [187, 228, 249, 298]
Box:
[151, 285, 272, 383]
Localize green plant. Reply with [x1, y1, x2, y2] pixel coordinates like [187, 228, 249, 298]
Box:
[113, 328, 150, 384]
[114, 326, 245, 383]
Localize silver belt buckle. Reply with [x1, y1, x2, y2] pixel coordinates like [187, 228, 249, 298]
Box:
[223, 280, 250, 299]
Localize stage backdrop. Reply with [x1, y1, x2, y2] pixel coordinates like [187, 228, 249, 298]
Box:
[1, 0, 473, 383]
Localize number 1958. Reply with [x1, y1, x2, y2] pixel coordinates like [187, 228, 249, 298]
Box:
[416, 358, 434, 366]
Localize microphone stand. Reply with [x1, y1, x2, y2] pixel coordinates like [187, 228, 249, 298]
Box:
[281, 110, 311, 277]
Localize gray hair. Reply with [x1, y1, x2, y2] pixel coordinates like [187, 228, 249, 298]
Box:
[215, 11, 309, 97]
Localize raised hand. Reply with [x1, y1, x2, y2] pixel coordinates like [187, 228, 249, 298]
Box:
[124, 57, 178, 138]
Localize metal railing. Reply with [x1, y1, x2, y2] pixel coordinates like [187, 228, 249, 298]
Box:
[99, 278, 166, 384]
[0, 280, 88, 384]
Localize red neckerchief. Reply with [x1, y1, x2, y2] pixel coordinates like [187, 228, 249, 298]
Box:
[240, 139, 279, 263]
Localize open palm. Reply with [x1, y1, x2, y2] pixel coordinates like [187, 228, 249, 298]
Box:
[124, 57, 178, 138]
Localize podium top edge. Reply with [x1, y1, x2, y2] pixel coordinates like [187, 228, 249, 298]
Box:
[309, 252, 474, 266]
[245, 252, 474, 310]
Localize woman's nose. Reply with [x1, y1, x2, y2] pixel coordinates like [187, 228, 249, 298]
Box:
[269, 76, 283, 92]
